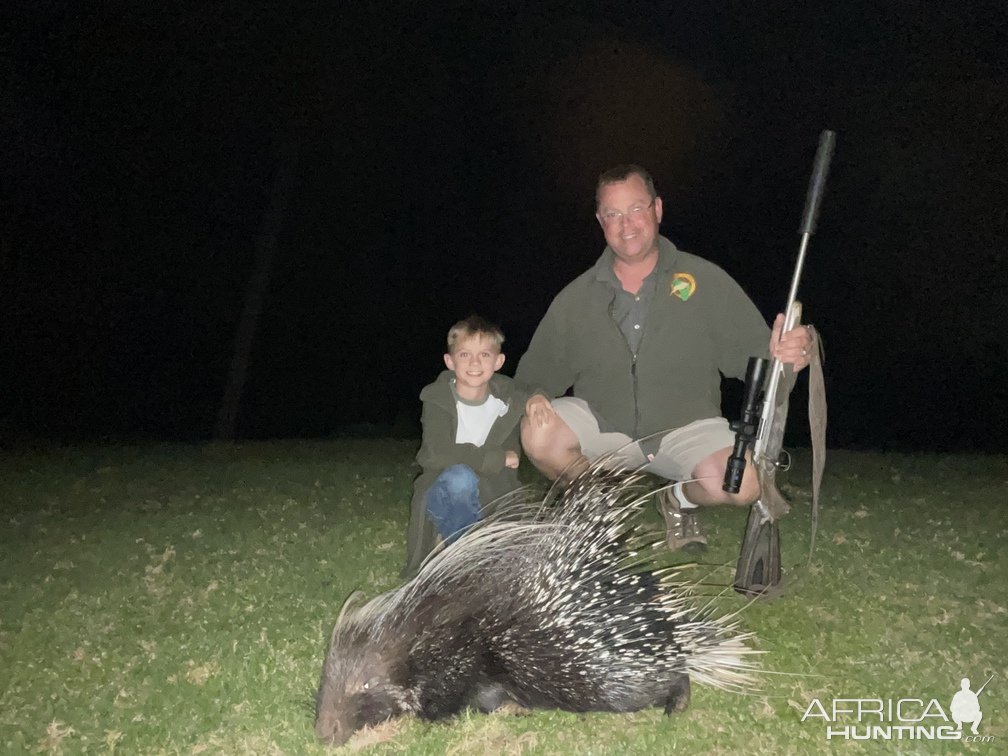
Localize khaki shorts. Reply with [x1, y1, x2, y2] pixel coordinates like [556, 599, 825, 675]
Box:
[552, 397, 734, 481]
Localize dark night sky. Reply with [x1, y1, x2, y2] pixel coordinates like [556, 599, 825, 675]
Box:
[2, 1, 1006, 450]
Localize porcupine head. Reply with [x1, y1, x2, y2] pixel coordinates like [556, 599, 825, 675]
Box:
[314, 592, 414, 745]
[315, 591, 467, 745]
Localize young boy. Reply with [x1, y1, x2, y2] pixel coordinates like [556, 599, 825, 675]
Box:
[402, 315, 551, 576]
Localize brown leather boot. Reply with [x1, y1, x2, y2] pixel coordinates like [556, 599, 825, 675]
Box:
[658, 487, 708, 551]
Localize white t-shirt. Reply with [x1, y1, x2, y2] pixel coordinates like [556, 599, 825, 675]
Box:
[454, 387, 508, 447]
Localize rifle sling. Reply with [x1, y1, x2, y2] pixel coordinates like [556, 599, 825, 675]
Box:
[807, 327, 827, 564]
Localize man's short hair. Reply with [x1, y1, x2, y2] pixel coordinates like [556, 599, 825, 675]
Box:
[446, 315, 505, 353]
[595, 164, 657, 209]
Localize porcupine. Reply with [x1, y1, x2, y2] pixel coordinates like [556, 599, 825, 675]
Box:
[314, 464, 759, 745]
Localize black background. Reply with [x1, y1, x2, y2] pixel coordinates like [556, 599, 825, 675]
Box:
[3, 1, 1006, 450]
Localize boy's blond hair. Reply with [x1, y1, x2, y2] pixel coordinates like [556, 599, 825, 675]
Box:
[446, 315, 505, 353]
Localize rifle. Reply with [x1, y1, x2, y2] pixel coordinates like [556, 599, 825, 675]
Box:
[725, 130, 835, 596]
[975, 674, 995, 697]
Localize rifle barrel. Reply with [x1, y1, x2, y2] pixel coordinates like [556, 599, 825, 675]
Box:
[799, 130, 836, 236]
[784, 130, 836, 325]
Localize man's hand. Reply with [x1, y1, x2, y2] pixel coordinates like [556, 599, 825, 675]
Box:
[505, 450, 520, 469]
[525, 394, 555, 428]
[770, 313, 815, 370]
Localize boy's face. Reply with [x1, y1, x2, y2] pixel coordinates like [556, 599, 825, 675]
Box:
[444, 333, 505, 399]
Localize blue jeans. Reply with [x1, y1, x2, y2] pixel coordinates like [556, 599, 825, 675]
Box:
[424, 464, 480, 544]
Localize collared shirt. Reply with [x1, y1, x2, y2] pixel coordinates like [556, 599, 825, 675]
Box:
[594, 251, 668, 358]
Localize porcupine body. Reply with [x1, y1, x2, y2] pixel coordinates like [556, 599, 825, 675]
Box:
[314, 465, 758, 745]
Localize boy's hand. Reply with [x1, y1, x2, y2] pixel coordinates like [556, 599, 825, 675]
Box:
[525, 394, 555, 428]
[505, 450, 520, 469]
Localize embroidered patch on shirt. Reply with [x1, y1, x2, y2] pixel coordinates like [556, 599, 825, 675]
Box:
[670, 272, 696, 301]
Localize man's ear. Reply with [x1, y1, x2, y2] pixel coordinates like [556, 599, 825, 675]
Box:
[654, 196, 663, 224]
[494, 352, 505, 371]
[443, 353, 455, 371]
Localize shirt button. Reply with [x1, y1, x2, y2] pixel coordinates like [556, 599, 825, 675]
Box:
[635, 296, 640, 301]
[633, 324, 641, 330]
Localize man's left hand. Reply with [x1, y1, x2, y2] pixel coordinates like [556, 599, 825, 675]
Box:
[770, 313, 815, 370]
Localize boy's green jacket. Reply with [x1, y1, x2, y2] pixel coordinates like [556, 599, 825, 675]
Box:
[402, 370, 535, 576]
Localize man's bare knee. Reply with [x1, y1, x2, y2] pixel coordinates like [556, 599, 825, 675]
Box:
[520, 413, 584, 481]
[721, 468, 760, 505]
[688, 447, 760, 506]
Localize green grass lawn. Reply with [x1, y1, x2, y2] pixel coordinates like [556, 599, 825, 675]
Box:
[1, 440, 1004, 754]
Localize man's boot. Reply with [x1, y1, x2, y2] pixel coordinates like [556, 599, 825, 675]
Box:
[658, 486, 707, 551]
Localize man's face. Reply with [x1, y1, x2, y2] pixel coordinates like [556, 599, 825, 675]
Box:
[443, 333, 505, 398]
[596, 174, 663, 265]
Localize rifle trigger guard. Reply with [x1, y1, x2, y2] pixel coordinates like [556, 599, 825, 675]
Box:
[777, 449, 792, 472]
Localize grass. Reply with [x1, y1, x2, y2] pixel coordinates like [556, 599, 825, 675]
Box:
[0, 440, 1004, 754]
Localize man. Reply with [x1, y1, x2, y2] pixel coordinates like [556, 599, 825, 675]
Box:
[515, 164, 812, 549]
